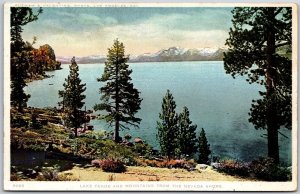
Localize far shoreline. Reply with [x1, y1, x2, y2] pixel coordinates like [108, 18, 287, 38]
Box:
[59, 60, 225, 65]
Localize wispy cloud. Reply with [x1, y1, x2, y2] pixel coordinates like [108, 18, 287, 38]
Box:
[22, 7, 232, 56]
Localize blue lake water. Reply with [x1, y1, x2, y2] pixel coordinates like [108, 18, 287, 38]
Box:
[25, 61, 291, 164]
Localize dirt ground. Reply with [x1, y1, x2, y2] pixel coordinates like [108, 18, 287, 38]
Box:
[60, 166, 255, 181]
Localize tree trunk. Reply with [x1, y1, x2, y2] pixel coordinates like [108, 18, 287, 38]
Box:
[18, 102, 23, 113]
[114, 119, 120, 142]
[74, 109, 78, 137]
[114, 43, 120, 143]
[265, 8, 279, 164]
[267, 114, 279, 163]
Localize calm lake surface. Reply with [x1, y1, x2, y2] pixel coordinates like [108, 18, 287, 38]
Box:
[25, 61, 291, 164]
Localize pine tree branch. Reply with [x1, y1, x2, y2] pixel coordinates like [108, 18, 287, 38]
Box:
[275, 42, 290, 48]
[274, 7, 283, 16]
[278, 130, 289, 139]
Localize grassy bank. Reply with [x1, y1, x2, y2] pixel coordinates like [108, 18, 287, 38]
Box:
[10, 107, 291, 182]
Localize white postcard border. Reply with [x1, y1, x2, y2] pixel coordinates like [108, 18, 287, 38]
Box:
[3, 2, 298, 191]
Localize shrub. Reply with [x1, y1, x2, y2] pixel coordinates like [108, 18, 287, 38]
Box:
[133, 143, 153, 158]
[36, 170, 60, 181]
[136, 158, 195, 170]
[95, 140, 136, 165]
[11, 115, 29, 128]
[100, 159, 126, 173]
[217, 159, 250, 177]
[249, 157, 291, 181]
[11, 173, 22, 181]
[83, 130, 107, 140]
[36, 169, 78, 181]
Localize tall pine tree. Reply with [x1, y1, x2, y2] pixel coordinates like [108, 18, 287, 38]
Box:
[59, 57, 86, 137]
[224, 7, 292, 163]
[94, 39, 142, 142]
[157, 90, 179, 159]
[198, 128, 211, 164]
[178, 106, 197, 158]
[10, 7, 42, 112]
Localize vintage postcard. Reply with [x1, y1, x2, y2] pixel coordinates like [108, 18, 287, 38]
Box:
[3, 2, 298, 191]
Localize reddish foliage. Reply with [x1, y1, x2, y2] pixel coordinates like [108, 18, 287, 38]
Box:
[99, 159, 126, 173]
[136, 158, 195, 170]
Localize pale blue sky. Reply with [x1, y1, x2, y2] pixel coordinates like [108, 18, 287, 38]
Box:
[22, 7, 233, 56]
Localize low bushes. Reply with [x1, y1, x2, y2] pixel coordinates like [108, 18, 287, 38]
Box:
[92, 159, 126, 173]
[75, 138, 136, 166]
[217, 159, 250, 177]
[249, 157, 291, 181]
[136, 158, 195, 170]
[36, 171, 78, 181]
[216, 157, 291, 181]
[133, 143, 153, 159]
[35, 166, 79, 181]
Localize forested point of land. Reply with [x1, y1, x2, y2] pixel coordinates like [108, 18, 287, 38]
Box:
[25, 44, 62, 82]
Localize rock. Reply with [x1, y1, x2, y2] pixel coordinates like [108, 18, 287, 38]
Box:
[211, 162, 221, 169]
[134, 137, 143, 144]
[195, 164, 209, 171]
[83, 164, 94, 169]
[16, 171, 23, 175]
[154, 157, 164, 162]
[184, 163, 196, 171]
[91, 159, 102, 168]
[74, 163, 82, 167]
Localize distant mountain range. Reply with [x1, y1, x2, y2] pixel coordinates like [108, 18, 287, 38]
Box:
[57, 47, 227, 64]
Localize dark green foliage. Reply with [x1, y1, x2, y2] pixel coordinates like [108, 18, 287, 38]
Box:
[94, 39, 142, 142]
[217, 157, 291, 181]
[10, 64, 31, 112]
[178, 107, 197, 158]
[10, 7, 42, 112]
[74, 138, 136, 165]
[198, 128, 211, 164]
[249, 157, 291, 181]
[100, 159, 126, 173]
[133, 143, 153, 159]
[157, 91, 198, 159]
[157, 90, 179, 159]
[58, 57, 86, 137]
[11, 114, 29, 128]
[30, 110, 41, 129]
[224, 7, 292, 163]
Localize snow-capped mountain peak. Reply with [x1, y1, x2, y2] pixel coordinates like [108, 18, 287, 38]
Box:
[57, 46, 226, 64]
